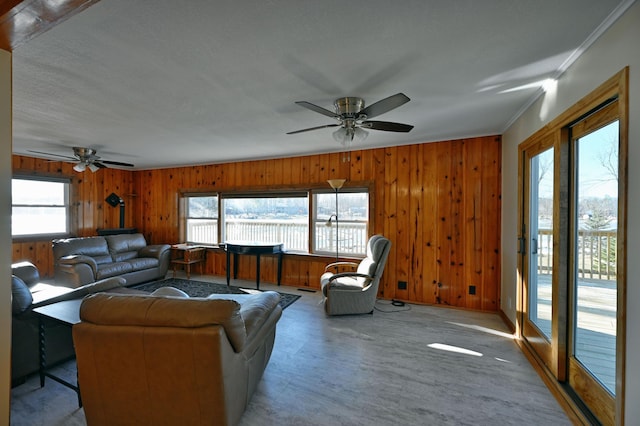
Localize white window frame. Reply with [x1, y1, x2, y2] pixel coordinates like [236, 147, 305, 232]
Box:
[12, 175, 71, 238]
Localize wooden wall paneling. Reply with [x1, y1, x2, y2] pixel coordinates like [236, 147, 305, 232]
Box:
[251, 159, 264, 185]
[281, 255, 299, 287]
[409, 143, 424, 302]
[287, 156, 302, 185]
[317, 154, 331, 182]
[421, 143, 438, 304]
[371, 149, 385, 235]
[101, 169, 115, 229]
[35, 240, 52, 277]
[132, 169, 145, 235]
[142, 170, 156, 239]
[481, 136, 501, 310]
[462, 138, 484, 310]
[94, 169, 105, 232]
[395, 145, 410, 301]
[450, 140, 465, 307]
[12, 242, 24, 264]
[306, 259, 326, 289]
[348, 150, 362, 181]
[435, 141, 452, 306]
[307, 155, 321, 183]
[383, 146, 398, 299]
[76, 173, 91, 235]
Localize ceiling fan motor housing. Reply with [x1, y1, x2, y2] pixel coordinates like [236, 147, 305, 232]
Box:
[334, 97, 365, 119]
[73, 146, 98, 161]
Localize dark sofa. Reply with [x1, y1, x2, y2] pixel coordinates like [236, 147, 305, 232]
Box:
[52, 233, 171, 287]
[10, 261, 133, 384]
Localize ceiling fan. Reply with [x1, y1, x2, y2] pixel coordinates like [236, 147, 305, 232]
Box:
[27, 147, 135, 172]
[287, 92, 413, 145]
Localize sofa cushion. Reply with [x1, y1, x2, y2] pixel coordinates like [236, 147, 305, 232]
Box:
[106, 233, 148, 262]
[11, 275, 33, 315]
[96, 262, 134, 280]
[79, 293, 248, 352]
[126, 257, 160, 271]
[53, 236, 111, 261]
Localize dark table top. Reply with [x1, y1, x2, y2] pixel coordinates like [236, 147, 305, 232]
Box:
[32, 298, 83, 326]
[224, 241, 284, 254]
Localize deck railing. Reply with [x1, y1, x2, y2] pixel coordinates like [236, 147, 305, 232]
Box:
[537, 229, 617, 280]
[187, 218, 367, 255]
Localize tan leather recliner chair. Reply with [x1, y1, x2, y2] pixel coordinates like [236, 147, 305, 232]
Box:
[73, 291, 282, 426]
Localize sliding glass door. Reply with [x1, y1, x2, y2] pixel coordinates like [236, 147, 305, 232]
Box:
[568, 106, 619, 424]
[518, 71, 626, 424]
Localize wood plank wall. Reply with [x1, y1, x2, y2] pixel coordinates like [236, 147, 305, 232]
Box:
[11, 135, 501, 311]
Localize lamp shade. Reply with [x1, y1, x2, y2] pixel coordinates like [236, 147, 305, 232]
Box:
[327, 179, 346, 190]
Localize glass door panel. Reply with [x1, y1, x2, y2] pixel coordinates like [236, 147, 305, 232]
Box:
[521, 137, 558, 373]
[528, 148, 554, 339]
[572, 120, 618, 393]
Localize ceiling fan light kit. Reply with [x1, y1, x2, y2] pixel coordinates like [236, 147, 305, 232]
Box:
[287, 92, 414, 149]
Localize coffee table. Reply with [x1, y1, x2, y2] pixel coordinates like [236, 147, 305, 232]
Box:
[32, 298, 83, 407]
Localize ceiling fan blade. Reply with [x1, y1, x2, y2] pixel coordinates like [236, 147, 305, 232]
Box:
[287, 124, 340, 135]
[94, 162, 108, 168]
[27, 150, 78, 161]
[294, 101, 339, 119]
[361, 120, 414, 132]
[102, 160, 135, 167]
[360, 93, 410, 119]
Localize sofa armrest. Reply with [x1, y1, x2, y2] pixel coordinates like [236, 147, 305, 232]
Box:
[239, 292, 281, 342]
[59, 255, 98, 275]
[11, 261, 41, 286]
[138, 244, 171, 259]
[30, 277, 126, 309]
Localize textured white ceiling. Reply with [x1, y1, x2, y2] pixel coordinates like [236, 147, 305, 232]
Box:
[11, 0, 633, 169]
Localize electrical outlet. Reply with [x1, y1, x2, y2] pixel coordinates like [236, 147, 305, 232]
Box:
[398, 281, 407, 290]
[469, 285, 476, 295]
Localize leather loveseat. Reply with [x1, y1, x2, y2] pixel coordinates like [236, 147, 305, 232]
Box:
[52, 233, 171, 287]
[10, 261, 131, 384]
[73, 290, 282, 426]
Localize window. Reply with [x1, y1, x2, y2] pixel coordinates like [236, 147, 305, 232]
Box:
[313, 190, 369, 256]
[185, 194, 218, 244]
[12, 176, 71, 237]
[182, 186, 370, 256]
[222, 194, 309, 251]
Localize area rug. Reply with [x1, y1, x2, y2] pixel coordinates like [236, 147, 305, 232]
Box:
[132, 278, 301, 310]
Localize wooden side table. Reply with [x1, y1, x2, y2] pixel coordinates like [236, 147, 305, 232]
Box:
[171, 244, 207, 279]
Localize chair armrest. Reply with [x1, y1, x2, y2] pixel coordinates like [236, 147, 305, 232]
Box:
[59, 255, 98, 276]
[139, 244, 171, 259]
[327, 272, 373, 284]
[324, 261, 359, 272]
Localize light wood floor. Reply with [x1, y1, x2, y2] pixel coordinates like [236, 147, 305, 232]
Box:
[10, 274, 570, 425]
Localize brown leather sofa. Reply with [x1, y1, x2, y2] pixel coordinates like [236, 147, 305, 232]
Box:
[10, 261, 129, 385]
[52, 233, 171, 287]
[73, 290, 282, 426]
